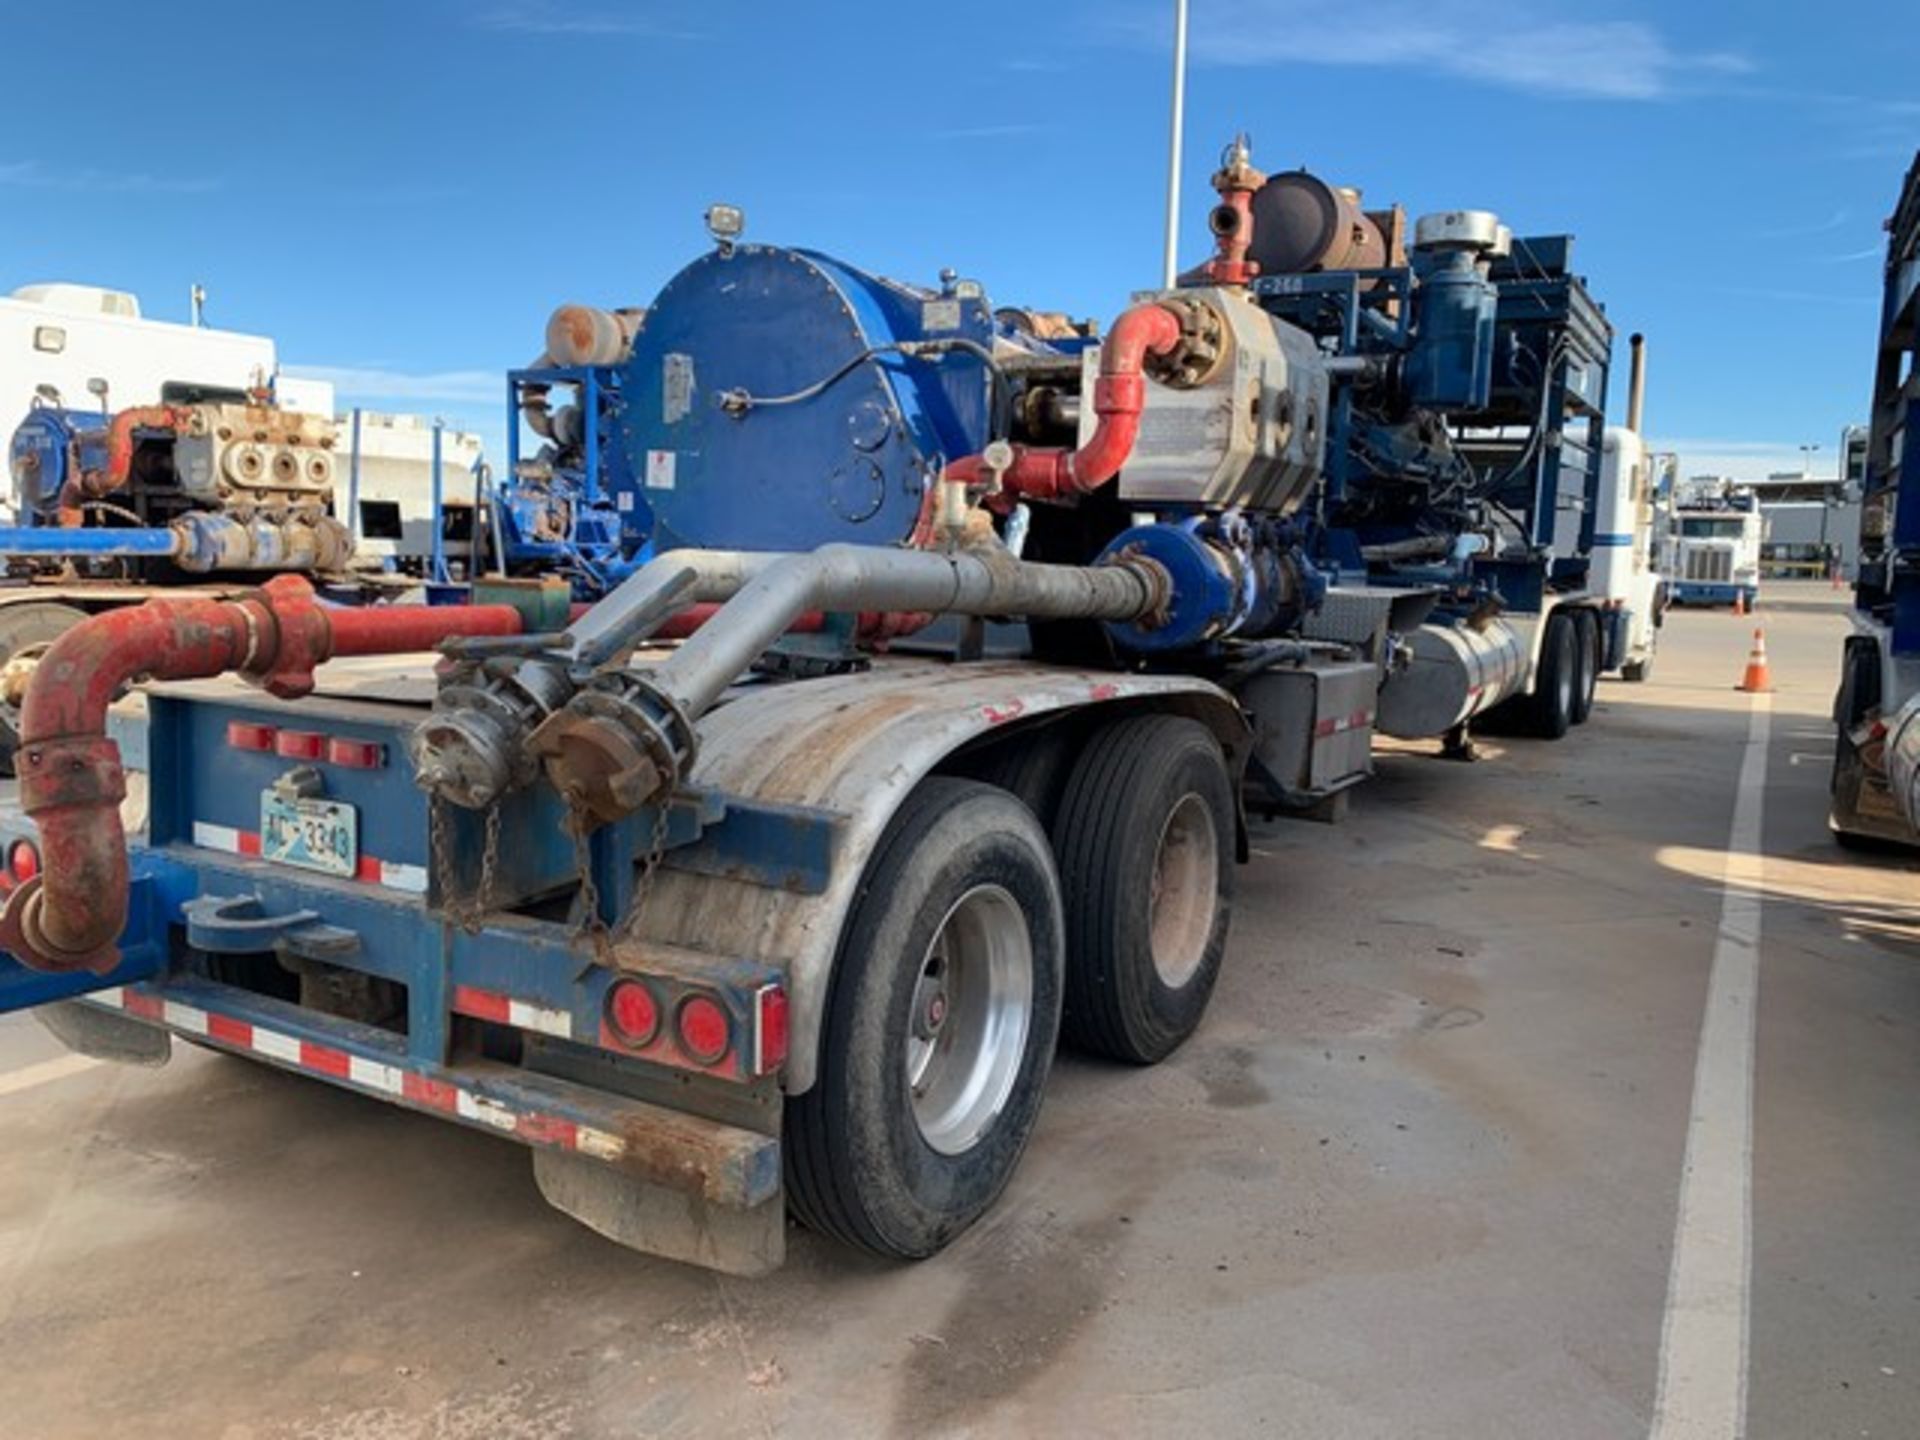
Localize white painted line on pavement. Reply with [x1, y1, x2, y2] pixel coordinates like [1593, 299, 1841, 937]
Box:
[1650, 692, 1772, 1440]
[0, 1051, 102, 1099]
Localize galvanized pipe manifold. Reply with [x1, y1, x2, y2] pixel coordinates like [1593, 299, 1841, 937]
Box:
[409, 542, 1171, 824]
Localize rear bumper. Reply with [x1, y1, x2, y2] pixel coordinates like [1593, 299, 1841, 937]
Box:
[82, 978, 781, 1210]
[1670, 582, 1754, 606]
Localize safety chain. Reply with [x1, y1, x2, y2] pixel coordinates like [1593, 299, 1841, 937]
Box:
[570, 808, 606, 953]
[566, 794, 676, 959]
[616, 799, 675, 942]
[428, 794, 503, 935]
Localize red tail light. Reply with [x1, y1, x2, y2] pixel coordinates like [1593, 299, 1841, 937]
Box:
[326, 737, 386, 769]
[604, 979, 660, 1047]
[228, 721, 276, 751]
[274, 730, 326, 760]
[8, 839, 39, 884]
[675, 993, 731, 1065]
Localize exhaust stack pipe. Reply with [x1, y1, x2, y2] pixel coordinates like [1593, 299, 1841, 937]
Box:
[1626, 332, 1647, 434]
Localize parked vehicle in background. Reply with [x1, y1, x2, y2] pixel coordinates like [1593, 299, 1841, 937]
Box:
[1832, 150, 1920, 846]
[1665, 478, 1763, 607]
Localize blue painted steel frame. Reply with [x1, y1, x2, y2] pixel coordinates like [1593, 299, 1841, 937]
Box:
[0, 686, 837, 1079]
[1255, 234, 1611, 618]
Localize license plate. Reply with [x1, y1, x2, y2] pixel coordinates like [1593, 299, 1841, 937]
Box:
[260, 793, 358, 878]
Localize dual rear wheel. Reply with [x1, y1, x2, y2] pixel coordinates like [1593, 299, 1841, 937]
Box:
[786, 715, 1233, 1259]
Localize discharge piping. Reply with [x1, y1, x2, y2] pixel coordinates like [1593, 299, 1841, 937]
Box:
[0, 578, 525, 975]
[529, 542, 1170, 826]
[941, 302, 1183, 505]
[652, 544, 1162, 717]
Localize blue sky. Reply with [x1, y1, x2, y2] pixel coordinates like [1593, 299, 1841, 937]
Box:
[1, 0, 1913, 480]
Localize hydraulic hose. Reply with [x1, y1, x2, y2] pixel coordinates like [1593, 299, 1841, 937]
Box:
[942, 302, 1183, 504]
[0, 578, 525, 975]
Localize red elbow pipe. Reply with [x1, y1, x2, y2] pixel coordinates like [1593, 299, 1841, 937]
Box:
[0, 577, 525, 975]
[57, 405, 193, 520]
[943, 302, 1182, 507]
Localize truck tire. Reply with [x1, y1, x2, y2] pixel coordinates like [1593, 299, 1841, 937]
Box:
[1523, 612, 1578, 740]
[785, 777, 1064, 1259]
[953, 719, 1079, 829]
[1051, 714, 1234, 1064]
[1570, 609, 1600, 725]
[1829, 638, 1881, 847]
[0, 602, 87, 776]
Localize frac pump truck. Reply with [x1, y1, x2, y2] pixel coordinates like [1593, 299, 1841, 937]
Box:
[0, 141, 1651, 1275]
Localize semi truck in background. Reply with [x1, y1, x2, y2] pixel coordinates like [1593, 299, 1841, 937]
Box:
[1832, 150, 1920, 847]
[1665, 477, 1764, 608]
[0, 142, 1665, 1276]
[1592, 333, 1663, 681]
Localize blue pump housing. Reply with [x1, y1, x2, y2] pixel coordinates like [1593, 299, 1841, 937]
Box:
[622, 246, 1014, 552]
[8, 407, 108, 515]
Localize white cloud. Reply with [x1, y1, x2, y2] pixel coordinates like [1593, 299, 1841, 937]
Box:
[1116, 1, 1751, 101]
[1756, 208, 1848, 240]
[281, 364, 502, 407]
[0, 160, 219, 195]
[1812, 245, 1885, 265]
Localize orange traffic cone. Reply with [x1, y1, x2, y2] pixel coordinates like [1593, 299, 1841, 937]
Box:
[1733, 588, 1748, 617]
[1737, 627, 1773, 693]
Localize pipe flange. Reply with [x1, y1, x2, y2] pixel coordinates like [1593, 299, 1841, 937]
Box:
[0, 877, 122, 975]
[1145, 295, 1227, 389]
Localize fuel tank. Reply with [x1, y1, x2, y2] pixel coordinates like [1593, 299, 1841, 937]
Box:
[1375, 617, 1527, 738]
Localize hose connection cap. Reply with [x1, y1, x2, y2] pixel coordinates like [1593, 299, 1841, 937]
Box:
[529, 675, 696, 832]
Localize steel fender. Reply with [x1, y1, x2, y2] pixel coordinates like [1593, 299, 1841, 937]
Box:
[625, 659, 1247, 1093]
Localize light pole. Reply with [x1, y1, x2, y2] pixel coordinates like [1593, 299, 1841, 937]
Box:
[1802, 443, 1831, 566]
[1161, 0, 1190, 290]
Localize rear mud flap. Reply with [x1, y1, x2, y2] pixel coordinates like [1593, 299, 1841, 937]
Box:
[533, 1149, 785, 1277]
[34, 999, 172, 1066]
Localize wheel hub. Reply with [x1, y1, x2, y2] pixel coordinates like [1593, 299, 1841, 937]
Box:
[904, 884, 1033, 1156]
[1149, 792, 1219, 988]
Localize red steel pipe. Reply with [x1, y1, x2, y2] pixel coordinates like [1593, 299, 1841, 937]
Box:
[57, 405, 194, 521]
[0, 576, 524, 974]
[940, 302, 1182, 508]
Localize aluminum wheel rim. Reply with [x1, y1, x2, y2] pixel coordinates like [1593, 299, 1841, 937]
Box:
[906, 884, 1033, 1156]
[1150, 793, 1219, 987]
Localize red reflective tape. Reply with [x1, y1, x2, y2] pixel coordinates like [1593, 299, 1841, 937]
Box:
[124, 990, 164, 1021]
[300, 1041, 351, 1078]
[238, 830, 262, 857]
[355, 855, 382, 883]
[515, 1113, 578, 1147]
[1349, 708, 1372, 728]
[452, 985, 512, 1024]
[402, 1072, 461, 1112]
[207, 1013, 252, 1048]
[1313, 717, 1338, 738]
